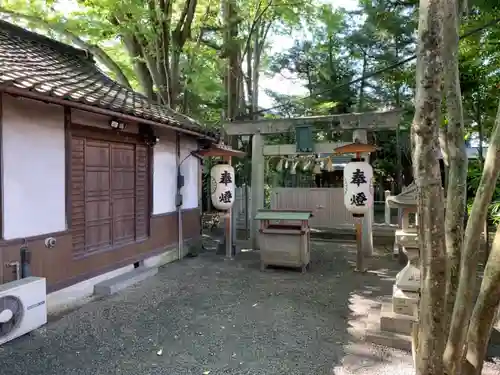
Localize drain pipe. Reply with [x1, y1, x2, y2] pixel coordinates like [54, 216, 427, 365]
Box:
[176, 138, 205, 260]
[176, 132, 183, 260]
[20, 240, 32, 278]
[6, 261, 20, 281]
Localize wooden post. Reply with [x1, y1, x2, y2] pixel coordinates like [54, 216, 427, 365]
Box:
[355, 217, 364, 272]
[225, 155, 234, 259]
[353, 150, 366, 272]
[244, 184, 250, 239]
[251, 132, 264, 249]
[353, 129, 374, 256]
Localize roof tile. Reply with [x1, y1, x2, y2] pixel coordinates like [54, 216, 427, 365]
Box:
[0, 20, 218, 139]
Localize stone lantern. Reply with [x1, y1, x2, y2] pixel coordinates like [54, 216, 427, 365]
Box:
[365, 183, 420, 351]
[386, 182, 420, 316]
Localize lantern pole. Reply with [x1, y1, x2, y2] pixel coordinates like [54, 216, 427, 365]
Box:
[354, 151, 364, 273]
[334, 142, 376, 273]
[197, 143, 245, 260]
[224, 154, 234, 260]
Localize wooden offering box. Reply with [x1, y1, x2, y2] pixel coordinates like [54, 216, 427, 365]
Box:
[255, 209, 313, 272]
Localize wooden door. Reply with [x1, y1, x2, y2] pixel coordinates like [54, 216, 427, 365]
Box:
[110, 143, 136, 246]
[83, 139, 112, 253]
[71, 136, 149, 258]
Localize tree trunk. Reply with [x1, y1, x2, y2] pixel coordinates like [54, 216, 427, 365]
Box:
[441, 0, 467, 343]
[444, 97, 500, 375]
[121, 34, 155, 98]
[395, 40, 403, 192]
[222, 0, 240, 127]
[463, 223, 500, 375]
[412, 0, 447, 374]
[477, 97, 490, 264]
[148, 0, 172, 105]
[169, 49, 182, 107]
[251, 24, 260, 117]
[245, 41, 253, 111]
[358, 50, 367, 110]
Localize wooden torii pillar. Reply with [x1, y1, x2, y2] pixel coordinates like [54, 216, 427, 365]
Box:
[224, 109, 403, 254]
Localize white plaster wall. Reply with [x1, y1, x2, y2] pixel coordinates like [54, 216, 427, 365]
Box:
[152, 136, 199, 214]
[152, 139, 177, 214]
[2, 94, 66, 239]
[180, 137, 200, 210]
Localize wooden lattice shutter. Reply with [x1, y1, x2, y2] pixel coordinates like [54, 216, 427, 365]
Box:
[135, 144, 149, 240]
[71, 136, 86, 257]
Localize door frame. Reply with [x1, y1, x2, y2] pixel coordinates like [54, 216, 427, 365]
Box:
[68, 123, 153, 256]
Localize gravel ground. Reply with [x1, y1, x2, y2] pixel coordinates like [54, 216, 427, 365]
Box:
[0, 240, 498, 375]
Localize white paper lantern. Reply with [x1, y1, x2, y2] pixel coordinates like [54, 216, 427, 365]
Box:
[210, 163, 235, 211]
[343, 160, 374, 216]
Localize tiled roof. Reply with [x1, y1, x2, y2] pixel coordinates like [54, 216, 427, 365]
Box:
[0, 20, 218, 139]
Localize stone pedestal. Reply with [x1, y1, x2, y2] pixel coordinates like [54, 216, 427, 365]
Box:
[365, 245, 420, 352]
[367, 185, 420, 351]
[393, 245, 420, 314]
[380, 302, 416, 335]
[392, 285, 419, 316]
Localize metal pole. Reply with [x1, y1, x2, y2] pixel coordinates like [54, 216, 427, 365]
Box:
[176, 132, 183, 260]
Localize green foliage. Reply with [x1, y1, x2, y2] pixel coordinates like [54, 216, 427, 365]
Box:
[1, 0, 500, 193]
[266, 6, 357, 117]
[262, 0, 500, 188]
[466, 159, 500, 224]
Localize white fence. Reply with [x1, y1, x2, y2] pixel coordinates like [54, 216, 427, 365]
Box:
[234, 186, 387, 230]
[270, 188, 359, 228]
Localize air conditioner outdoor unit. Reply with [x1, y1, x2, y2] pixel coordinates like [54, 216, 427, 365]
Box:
[0, 277, 47, 346]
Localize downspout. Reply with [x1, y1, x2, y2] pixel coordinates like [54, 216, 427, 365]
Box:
[176, 132, 183, 260]
[20, 239, 31, 278]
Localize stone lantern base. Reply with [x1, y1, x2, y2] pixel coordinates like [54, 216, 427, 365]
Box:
[393, 245, 420, 315]
[364, 245, 420, 351]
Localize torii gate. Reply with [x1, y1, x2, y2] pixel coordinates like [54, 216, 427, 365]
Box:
[224, 109, 403, 255]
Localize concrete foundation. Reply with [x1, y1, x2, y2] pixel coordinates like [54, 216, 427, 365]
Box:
[94, 267, 159, 296]
[46, 240, 195, 316]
